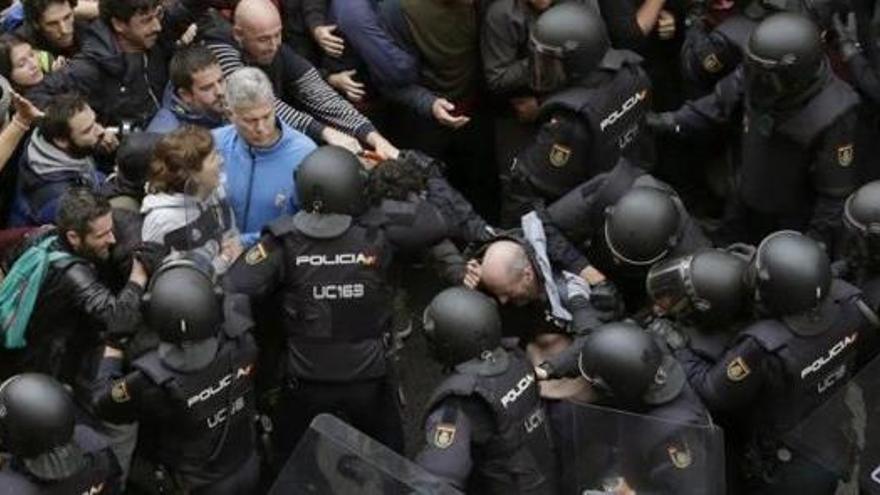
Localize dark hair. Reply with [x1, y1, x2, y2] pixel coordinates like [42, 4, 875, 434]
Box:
[56, 187, 111, 236]
[0, 33, 31, 83]
[99, 0, 160, 24]
[170, 45, 218, 93]
[22, 0, 76, 27]
[38, 92, 87, 142]
[148, 125, 216, 193]
[364, 158, 427, 206]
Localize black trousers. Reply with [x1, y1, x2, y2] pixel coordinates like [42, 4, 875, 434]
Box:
[273, 376, 405, 462]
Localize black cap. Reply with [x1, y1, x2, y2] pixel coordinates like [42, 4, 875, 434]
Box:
[423, 287, 502, 367]
[605, 187, 681, 266]
[294, 146, 365, 238]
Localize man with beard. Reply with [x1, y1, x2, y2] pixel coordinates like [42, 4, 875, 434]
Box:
[3, 188, 147, 389]
[147, 45, 228, 133]
[9, 93, 117, 226]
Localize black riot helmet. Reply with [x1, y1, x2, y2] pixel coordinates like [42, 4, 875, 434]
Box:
[744, 13, 826, 110]
[528, 3, 610, 93]
[145, 259, 222, 370]
[423, 287, 503, 368]
[577, 322, 685, 408]
[746, 231, 832, 334]
[647, 249, 749, 324]
[604, 187, 681, 267]
[293, 146, 365, 238]
[844, 181, 880, 268]
[0, 373, 86, 480]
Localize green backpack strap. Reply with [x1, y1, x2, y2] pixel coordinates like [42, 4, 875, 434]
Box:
[0, 236, 72, 349]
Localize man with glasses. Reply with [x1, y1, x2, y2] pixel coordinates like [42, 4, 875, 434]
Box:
[28, 0, 212, 128]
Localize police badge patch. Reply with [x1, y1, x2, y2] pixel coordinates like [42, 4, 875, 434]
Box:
[111, 380, 130, 403]
[433, 423, 456, 449]
[245, 243, 267, 265]
[548, 143, 571, 168]
[667, 443, 693, 469]
[838, 144, 854, 167]
[726, 357, 751, 382]
[702, 53, 723, 74]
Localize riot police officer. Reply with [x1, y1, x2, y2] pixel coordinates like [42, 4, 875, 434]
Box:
[504, 2, 653, 224]
[223, 146, 447, 457]
[91, 259, 260, 495]
[646, 248, 752, 361]
[672, 230, 879, 494]
[535, 321, 719, 494]
[651, 13, 861, 249]
[540, 158, 711, 311]
[416, 287, 559, 494]
[840, 180, 880, 311]
[0, 373, 122, 494]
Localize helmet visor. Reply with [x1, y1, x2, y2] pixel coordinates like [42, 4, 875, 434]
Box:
[646, 256, 694, 316]
[529, 34, 568, 93]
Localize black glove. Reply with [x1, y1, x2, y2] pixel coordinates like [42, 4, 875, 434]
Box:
[590, 281, 624, 319]
[132, 241, 169, 277]
[646, 317, 689, 351]
[833, 12, 862, 61]
[645, 112, 680, 135]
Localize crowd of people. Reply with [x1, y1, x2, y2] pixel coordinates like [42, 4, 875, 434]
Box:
[0, 0, 879, 493]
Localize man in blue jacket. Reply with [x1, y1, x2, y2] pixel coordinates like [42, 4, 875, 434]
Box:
[213, 67, 316, 246]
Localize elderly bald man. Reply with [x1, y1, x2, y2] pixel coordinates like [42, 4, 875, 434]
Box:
[204, 0, 398, 158]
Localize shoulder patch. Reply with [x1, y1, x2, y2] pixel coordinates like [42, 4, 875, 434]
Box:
[702, 53, 723, 73]
[549, 143, 571, 168]
[111, 380, 130, 403]
[726, 357, 751, 382]
[837, 143, 854, 167]
[667, 443, 693, 469]
[432, 423, 456, 449]
[245, 243, 267, 265]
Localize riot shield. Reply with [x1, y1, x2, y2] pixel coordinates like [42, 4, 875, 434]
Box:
[554, 400, 726, 494]
[268, 414, 462, 495]
[783, 353, 880, 493]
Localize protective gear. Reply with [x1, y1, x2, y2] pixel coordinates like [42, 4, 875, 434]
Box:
[604, 187, 681, 266]
[577, 322, 685, 407]
[423, 288, 502, 368]
[744, 13, 825, 110]
[747, 230, 832, 335]
[293, 146, 365, 238]
[144, 259, 222, 370]
[647, 249, 749, 324]
[422, 342, 558, 493]
[844, 181, 880, 269]
[528, 3, 610, 93]
[0, 373, 83, 481]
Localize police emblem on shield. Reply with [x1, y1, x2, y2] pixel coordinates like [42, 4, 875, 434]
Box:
[702, 53, 723, 74]
[838, 144, 854, 167]
[726, 357, 751, 382]
[667, 443, 693, 469]
[433, 423, 456, 449]
[111, 380, 130, 403]
[549, 144, 571, 168]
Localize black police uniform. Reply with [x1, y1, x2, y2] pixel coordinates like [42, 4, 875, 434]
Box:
[541, 159, 711, 310]
[682, 13, 758, 96]
[224, 200, 446, 456]
[0, 425, 122, 495]
[506, 49, 652, 223]
[92, 331, 260, 494]
[676, 279, 879, 493]
[417, 342, 558, 494]
[672, 66, 861, 247]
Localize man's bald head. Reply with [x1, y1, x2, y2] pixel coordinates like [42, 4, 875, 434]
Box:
[233, 0, 283, 65]
[480, 240, 538, 305]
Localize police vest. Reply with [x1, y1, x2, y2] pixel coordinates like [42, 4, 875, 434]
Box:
[161, 199, 234, 252]
[425, 345, 559, 494]
[524, 54, 651, 199]
[269, 217, 395, 382]
[132, 334, 258, 486]
[0, 426, 119, 495]
[743, 280, 867, 440]
[738, 77, 859, 215]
